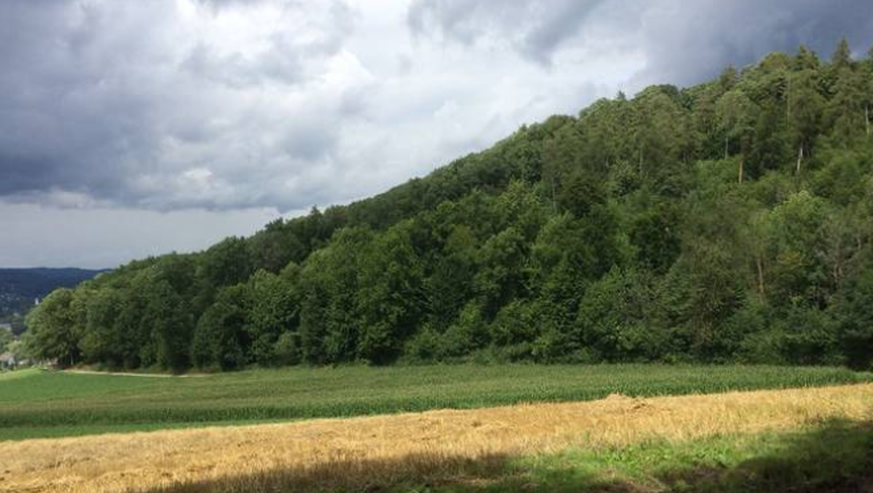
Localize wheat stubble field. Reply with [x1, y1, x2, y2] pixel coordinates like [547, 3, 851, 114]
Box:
[3, 382, 873, 493]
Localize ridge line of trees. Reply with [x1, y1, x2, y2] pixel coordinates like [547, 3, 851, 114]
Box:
[24, 40, 873, 371]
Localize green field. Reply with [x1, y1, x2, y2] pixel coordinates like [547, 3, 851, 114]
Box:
[1, 365, 870, 441]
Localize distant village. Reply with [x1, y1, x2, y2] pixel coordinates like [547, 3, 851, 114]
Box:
[1, 266, 104, 371]
[1, 267, 103, 371]
[0, 300, 33, 370]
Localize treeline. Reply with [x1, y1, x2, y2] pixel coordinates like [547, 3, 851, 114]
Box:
[24, 40, 873, 371]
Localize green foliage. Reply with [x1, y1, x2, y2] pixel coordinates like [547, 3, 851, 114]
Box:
[245, 269, 298, 366]
[831, 254, 873, 369]
[356, 220, 426, 364]
[576, 268, 666, 362]
[192, 285, 248, 370]
[24, 289, 80, 366]
[0, 329, 11, 354]
[24, 41, 873, 370]
[297, 227, 372, 364]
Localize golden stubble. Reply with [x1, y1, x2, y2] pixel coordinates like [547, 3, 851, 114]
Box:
[3, 384, 872, 493]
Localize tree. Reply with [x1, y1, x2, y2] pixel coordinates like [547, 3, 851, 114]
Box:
[718, 65, 738, 92]
[831, 254, 873, 369]
[542, 125, 585, 211]
[424, 225, 477, 333]
[715, 90, 757, 181]
[558, 168, 607, 218]
[629, 201, 682, 273]
[828, 68, 867, 147]
[631, 88, 695, 195]
[489, 300, 539, 361]
[297, 227, 372, 364]
[832, 37, 853, 71]
[866, 46, 873, 137]
[667, 193, 751, 360]
[576, 268, 667, 362]
[794, 45, 820, 71]
[765, 191, 832, 309]
[197, 237, 254, 291]
[786, 69, 824, 173]
[147, 281, 194, 372]
[356, 221, 425, 364]
[24, 289, 80, 366]
[474, 227, 528, 320]
[245, 270, 298, 366]
[748, 103, 790, 179]
[248, 219, 306, 273]
[192, 285, 249, 370]
[0, 327, 13, 354]
[80, 288, 125, 366]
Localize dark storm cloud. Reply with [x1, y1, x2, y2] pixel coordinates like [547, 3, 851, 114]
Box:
[0, 0, 184, 202]
[632, 0, 873, 86]
[408, 0, 873, 84]
[0, 0, 358, 211]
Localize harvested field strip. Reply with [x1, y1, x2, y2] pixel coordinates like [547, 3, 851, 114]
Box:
[3, 383, 873, 493]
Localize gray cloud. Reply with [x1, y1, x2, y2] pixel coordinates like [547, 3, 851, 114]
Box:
[6, 0, 872, 213]
[408, 0, 873, 83]
[0, 203, 280, 269]
[0, 0, 359, 212]
[632, 0, 873, 86]
[408, 0, 609, 64]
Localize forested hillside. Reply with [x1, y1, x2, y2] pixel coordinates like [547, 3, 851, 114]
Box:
[24, 41, 873, 371]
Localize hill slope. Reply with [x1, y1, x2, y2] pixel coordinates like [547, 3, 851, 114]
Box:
[24, 41, 873, 371]
[0, 268, 105, 321]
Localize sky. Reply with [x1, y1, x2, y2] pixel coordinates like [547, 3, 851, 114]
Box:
[1, 0, 872, 268]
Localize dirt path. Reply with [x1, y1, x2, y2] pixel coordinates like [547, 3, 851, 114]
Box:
[61, 369, 212, 378]
[3, 383, 872, 493]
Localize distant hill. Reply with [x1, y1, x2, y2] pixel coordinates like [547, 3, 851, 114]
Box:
[0, 268, 106, 319]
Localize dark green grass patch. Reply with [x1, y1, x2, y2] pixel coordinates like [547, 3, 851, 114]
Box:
[417, 419, 873, 493]
[1, 364, 869, 441]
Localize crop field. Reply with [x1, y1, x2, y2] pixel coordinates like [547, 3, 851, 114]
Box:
[0, 364, 870, 441]
[3, 383, 873, 493]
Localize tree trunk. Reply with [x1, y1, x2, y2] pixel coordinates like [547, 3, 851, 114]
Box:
[796, 145, 804, 174]
[756, 256, 766, 299]
[866, 103, 870, 137]
[550, 177, 557, 213]
[724, 136, 729, 160]
[738, 155, 744, 183]
[786, 77, 791, 121]
[638, 148, 644, 177]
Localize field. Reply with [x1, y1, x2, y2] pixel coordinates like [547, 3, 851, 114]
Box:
[3, 383, 873, 493]
[1, 364, 870, 441]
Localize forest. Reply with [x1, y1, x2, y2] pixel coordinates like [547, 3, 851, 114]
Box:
[23, 40, 873, 371]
